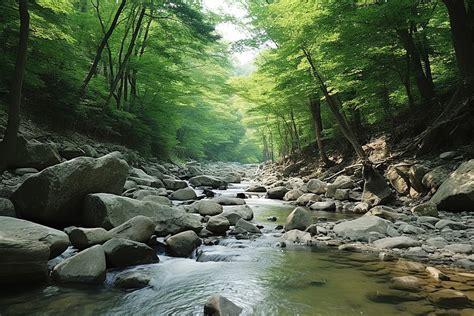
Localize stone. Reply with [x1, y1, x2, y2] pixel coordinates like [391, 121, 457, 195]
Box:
[426, 237, 448, 249]
[222, 205, 254, 223]
[440, 151, 457, 159]
[103, 238, 158, 268]
[189, 175, 226, 189]
[14, 167, 38, 175]
[204, 295, 242, 316]
[0, 216, 69, 259]
[430, 160, 474, 212]
[429, 289, 470, 307]
[162, 179, 188, 191]
[108, 217, 155, 244]
[390, 276, 425, 292]
[11, 152, 128, 226]
[365, 205, 409, 222]
[123, 180, 137, 191]
[444, 243, 472, 254]
[222, 173, 242, 184]
[68, 227, 111, 250]
[306, 179, 327, 194]
[332, 175, 355, 189]
[166, 230, 202, 257]
[373, 236, 421, 249]
[206, 216, 230, 235]
[334, 189, 350, 201]
[12, 136, 62, 170]
[281, 229, 312, 244]
[333, 216, 394, 241]
[246, 185, 266, 193]
[235, 219, 261, 234]
[353, 202, 370, 214]
[266, 186, 289, 200]
[212, 197, 246, 206]
[400, 224, 425, 235]
[285, 207, 312, 231]
[59, 143, 86, 160]
[51, 245, 106, 284]
[154, 211, 203, 237]
[435, 219, 467, 230]
[283, 189, 303, 201]
[396, 260, 425, 272]
[141, 195, 172, 206]
[309, 201, 336, 211]
[411, 202, 438, 217]
[0, 198, 15, 217]
[296, 193, 321, 206]
[114, 271, 151, 289]
[0, 238, 50, 285]
[362, 164, 391, 206]
[386, 164, 410, 195]
[408, 164, 429, 193]
[190, 200, 223, 216]
[366, 290, 424, 304]
[422, 167, 449, 192]
[170, 187, 197, 201]
[426, 267, 449, 281]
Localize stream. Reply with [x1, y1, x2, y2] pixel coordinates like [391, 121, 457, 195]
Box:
[0, 183, 467, 315]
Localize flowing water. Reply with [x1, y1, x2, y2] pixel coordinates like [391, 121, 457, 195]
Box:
[0, 184, 468, 315]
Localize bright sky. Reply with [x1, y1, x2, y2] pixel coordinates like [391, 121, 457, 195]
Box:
[202, 0, 257, 66]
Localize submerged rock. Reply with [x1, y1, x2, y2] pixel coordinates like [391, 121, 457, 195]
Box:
[235, 219, 261, 234]
[429, 289, 470, 307]
[114, 271, 151, 289]
[266, 186, 289, 200]
[204, 295, 243, 316]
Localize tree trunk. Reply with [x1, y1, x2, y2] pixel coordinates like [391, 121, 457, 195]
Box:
[309, 96, 330, 165]
[290, 109, 301, 150]
[81, 0, 126, 94]
[302, 48, 367, 160]
[0, 0, 29, 172]
[443, 0, 474, 89]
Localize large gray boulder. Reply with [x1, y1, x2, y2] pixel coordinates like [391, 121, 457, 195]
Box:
[266, 186, 289, 200]
[11, 152, 128, 226]
[163, 179, 188, 191]
[189, 200, 223, 216]
[68, 227, 112, 250]
[430, 160, 474, 212]
[166, 230, 202, 257]
[283, 189, 304, 201]
[0, 198, 15, 217]
[285, 207, 312, 231]
[12, 136, 62, 170]
[306, 179, 327, 194]
[0, 238, 50, 285]
[109, 215, 155, 243]
[154, 210, 203, 237]
[204, 295, 242, 316]
[114, 271, 151, 289]
[103, 238, 158, 268]
[0, 216, 69, 259]
[169, 187, 197, 201]
[222, 205, 254, 224]
[333, 216, 394, 241]
[189, 175, 226, 189]
[51, 245, 106, 284]
[362, 164, 391, 206]
[206, 216, 230, 235]
[212, 196, 246, 206]
[296, 193, 321, 206]
[235, 219, 261, 234]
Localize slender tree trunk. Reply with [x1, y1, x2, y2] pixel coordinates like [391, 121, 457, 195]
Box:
[290, 109, 301, 150]
[93, 0, 115, 90]
[401, 52, 415, 109]
[309, 96, 330, 165]
[302, 48, 367, 160]
[443, 0, 474, 89]
[81, 0, 126, 94]
[0, 0, 29, 172]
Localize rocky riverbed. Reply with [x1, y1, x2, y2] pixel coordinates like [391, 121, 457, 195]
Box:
[0, 138, 473, 315]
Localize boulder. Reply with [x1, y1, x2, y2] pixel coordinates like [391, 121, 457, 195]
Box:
[353, 202, 370, 214]
[204, 295, 242, 316]
[166, 230, 202, 257]
[373, 236, 421, 249]
[189, 175, 226, 189]
[430, 160, 474, 212]
[0, 198, 15, 217]
[309, 201, 336, 211]
[170, 187, 197, 201]
[422, 167, 449, 192]
[222, 205, 254, 223]
[362, 164, 391, 206]
[103, 238, 158, 268]
[285, 207, 312, 231]
[246, 185, 266, 193]
[296, 193, 321, 206]
[59, 143, 86, 160]
[127, 188, 168, 200]
[408, 164, 429, 193]
[109, 216, 155, 243]
[222, 173, 242, 184]
[154, 211, 203, 237]
[411, 202, 438, 217]
[266, 186, 289, 200]
[235, 219, 261, 234]
[333, 216, 394, 241]
[0, 216, 69, 259]
[283, 189, 304, 201]
[68, 227, 111, 250]
[14, 167, 38, 175]
[141, 195, 172, 206]
[386, 164, 410, 195]
[51, 245, 106, 284]
[390, 276, 425, 292]
[443, 243, 472, 254]
[306, 179, 327, 194]
[163, 179, 188, 191]
[190, 200, 223, 216]
[365, 205, 410, 222]
[12, 136, 62, 170]
[281, 230, 312, 244]
[206, 216, 230, 235]
[0, 238, 50, 285]
[212, 197, 246, 206]
[334, 189, 350, 201]
[429, 289, 470, 307]
[11, 152, 128, 226]
[114, 271, 151, 289]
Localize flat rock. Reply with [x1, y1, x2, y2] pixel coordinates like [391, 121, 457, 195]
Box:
[333, 216, 394, 241]
[109, 216, 155, 243]
[103, 238, 158, 268]
[235, 219, 261, 234]
[190, 200, 223, 216]
[429, 289, 470, 307]
[309, 201, 336, 211]
[373, 236, 420, 249]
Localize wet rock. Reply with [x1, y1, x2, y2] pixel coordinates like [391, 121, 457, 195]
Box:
[366, 289, 424, 303]
[429, 289, 470, 307]
[390, 276, 425, 292]
[235, 219, 261, 234]
[444, 243, 472, 254]
[212, 197, 245, 206]
[103, 238, 158, 268]
[155, 211, 203, 237]
[281, 230, 312, 244]
[396, 260, 425, 272]
[295, 193, 321, 206]
[283, 189, 304, 201]
[190, 175, 226, 189]
[109, 216, 155, 243]
[426, 267, 449, 281]
[190, 200, 223, 216]
[246, 185, 266, 193]
[162, 179, 188, 191]
[306, 179, 327, 194]
[114, 271, 151, 289]
[266, 216, 277, 222]
[170, 187, 197, 201]
[51, 245, 106, 284]
[266, 186, 289, 200]
[373, 236, 420, 249]
[411, 202, 438, 217]
[0, 198, 15, 217]
[285, 207, 312, 231]
[333, 216, 394, 241]
[222, 205, 254, 223]
[68, 227, 111, 250]
[0, 216, 69, 259]
[430, 160, 474, 212]
[309, 201, 336, 211]
[11, 152, 128, 226]
[204, 295, 242, 316]
[206, 216, 230, 235]
[395, 302, 435, 315]
[166, 230, 202, 257]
